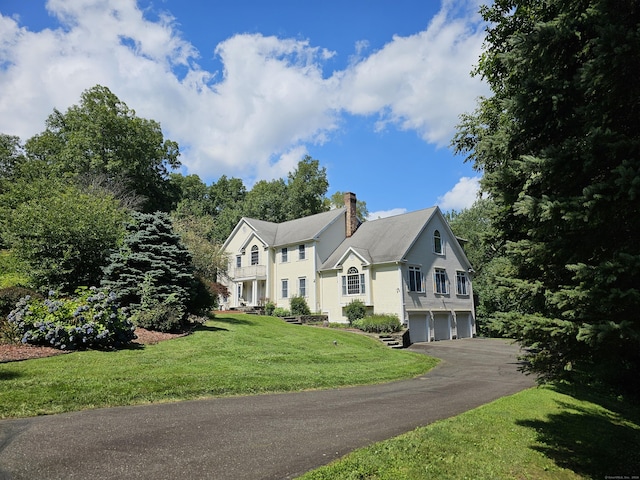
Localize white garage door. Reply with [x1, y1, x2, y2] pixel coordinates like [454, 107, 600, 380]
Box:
[457, 313, 472, 339]
[408, 315, 428, 343]
[434, 314, 451, 341]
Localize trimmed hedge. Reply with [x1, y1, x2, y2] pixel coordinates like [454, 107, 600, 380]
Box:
[353, 314, 402, 333]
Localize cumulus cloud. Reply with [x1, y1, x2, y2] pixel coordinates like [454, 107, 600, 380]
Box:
[367, 208, 408, 221]
[437, 176, 482, 212]
[0, 0, 488, 183]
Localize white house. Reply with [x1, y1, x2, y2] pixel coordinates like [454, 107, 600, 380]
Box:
[220, 193, 476, 343]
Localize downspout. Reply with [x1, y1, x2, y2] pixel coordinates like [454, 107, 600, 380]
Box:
[397, 262, 406, 323]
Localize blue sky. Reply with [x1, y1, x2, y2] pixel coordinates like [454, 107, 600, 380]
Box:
[0, 0, 489, 218]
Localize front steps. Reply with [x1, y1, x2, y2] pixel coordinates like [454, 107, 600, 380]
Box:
[378, 334, 405, 349]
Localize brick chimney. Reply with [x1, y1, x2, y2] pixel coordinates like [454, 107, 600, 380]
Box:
[344, 192, 358, 237]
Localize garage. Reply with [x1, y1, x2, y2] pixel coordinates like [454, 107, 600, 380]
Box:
[408, 315, 428, 343]
[433, 314, 451, 341]
[457, 313, 472, 339]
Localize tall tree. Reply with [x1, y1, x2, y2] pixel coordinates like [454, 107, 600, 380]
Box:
[0, 134, 25, 184]
[25, 85, 180, 212]
[243, 178, 288, 223]
[453, 0, 640, 392]
[328, 191, 369, 222]
[285, 155, 329, 220]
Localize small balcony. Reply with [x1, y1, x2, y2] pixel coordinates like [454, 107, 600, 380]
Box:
[232, 265, 267, 280]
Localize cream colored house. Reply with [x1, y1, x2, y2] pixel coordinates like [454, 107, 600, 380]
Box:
[221, 193, 476, 343]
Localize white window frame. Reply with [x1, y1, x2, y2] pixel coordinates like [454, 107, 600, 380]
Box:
[251, 245, 259, 265]
[282, 279, 289, 299]
[236, 255, 242, 268]
[298, 277, 306, 297]
[456, 271, 469, 296]
[298, 244, 306, 260]
[342, 267, 365, 295]
[434, 268, 448, 294]
[433, 230, 443, 255]
[408, 266, 424, 293]
[281, 247, 288, 263]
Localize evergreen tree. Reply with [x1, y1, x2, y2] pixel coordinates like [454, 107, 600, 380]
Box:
[102, 212, 195, 317]
[453, 0, 640, 392]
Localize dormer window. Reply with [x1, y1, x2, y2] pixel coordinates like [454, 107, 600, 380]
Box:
[251, 245, 259, 265]
[433, 230, 443, 254]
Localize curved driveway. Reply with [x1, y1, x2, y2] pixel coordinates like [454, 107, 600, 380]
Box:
[0, 338, 534, 480]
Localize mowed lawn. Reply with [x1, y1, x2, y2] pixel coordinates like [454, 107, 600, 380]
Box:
[299, 385, 640, 480]
[0, 314, 437, 418]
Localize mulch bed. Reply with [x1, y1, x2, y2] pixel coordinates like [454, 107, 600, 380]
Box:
[0, 328, 185, 363]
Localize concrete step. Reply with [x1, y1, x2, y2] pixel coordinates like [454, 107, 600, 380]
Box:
[283, 316, 302, 325]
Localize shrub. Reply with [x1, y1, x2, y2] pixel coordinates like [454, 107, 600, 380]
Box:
[7, 287, 135, 350]
[0, 287, 42, 344]
[272, 307, 290, 317]
[353, 314, 402, 333]
[344, 299, 366, 325]
[0, 286, 42, 319]
[186, 275, 217, 316]
[132, 294, 186, 333]
[289, 295, 311, 315]
[264, 301, 276, 316]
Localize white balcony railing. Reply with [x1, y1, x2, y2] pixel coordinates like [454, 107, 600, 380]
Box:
[232, 265, 267, 280]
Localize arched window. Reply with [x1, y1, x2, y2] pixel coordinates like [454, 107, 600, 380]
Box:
[251, 245, 259, 265]
[342, 266, 365, 295]
[433, 230, 443, 254]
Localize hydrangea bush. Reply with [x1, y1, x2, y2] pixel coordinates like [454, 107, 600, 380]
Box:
[7, 287, 136, 350]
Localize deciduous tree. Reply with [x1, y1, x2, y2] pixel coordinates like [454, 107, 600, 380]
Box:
[25, 85, 180, 212]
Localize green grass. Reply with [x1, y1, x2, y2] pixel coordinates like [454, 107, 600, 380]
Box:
[0, 314, 437, 418]
[0, 250, 30, 288]
[298, 384, 640, 480]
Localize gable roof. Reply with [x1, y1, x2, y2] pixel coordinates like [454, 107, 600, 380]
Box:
[224, 208, 346, 251]
[321, 207, 448, 270]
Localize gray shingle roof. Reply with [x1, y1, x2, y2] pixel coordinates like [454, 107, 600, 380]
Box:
[320, 207, 437, 270]
[244, 207, 346, 247]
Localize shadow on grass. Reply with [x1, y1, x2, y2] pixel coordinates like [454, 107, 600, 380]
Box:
[517, 384, 640, 478]
[195, 324, 229, 333]
[0, 369, 22, 380]
[211, 315, 257, 326]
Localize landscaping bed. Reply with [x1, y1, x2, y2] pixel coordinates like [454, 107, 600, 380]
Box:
[0, 328, 185, 363]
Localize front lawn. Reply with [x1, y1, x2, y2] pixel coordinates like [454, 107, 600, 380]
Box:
[298, 384, 640, 479]
[0, 314, 437, 418]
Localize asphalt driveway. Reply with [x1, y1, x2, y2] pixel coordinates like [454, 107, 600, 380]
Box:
[0, 338, 535, 480]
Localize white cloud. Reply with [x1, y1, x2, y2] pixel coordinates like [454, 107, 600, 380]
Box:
[0, 0, 488, 183]
[437, 176, 482, 212]
[367, 208, 408, 221]
[337, 0, 488, 146]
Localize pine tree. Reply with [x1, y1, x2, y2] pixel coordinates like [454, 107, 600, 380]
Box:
[102, 212, 195, 315]
[453, 0, 640, 393]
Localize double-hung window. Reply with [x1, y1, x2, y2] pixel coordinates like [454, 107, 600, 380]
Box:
[408, 266, 424, 292]
[236, 255, 242, 268]
[282, 279, 289, 299]
[298, 244, 306, 260]
[281, 247, 288, 263]
[299, 277, 306, 297]
[342, 267, 365, 295]
[456, 271, 468, 295]
[251, 245, 259, 265]
[434, 268, 448, 294]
